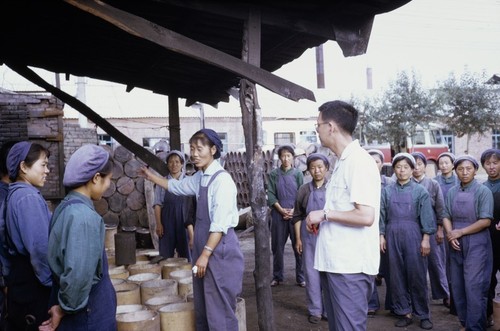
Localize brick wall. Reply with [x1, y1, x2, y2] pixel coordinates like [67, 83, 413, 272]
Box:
[63, 123, 98, 164]
[0, 91, 29, 143]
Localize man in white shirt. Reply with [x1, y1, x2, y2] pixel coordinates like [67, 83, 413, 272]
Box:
[307, 100, 381, 331]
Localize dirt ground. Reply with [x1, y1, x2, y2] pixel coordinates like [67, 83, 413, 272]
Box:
[237, 229, 497, 331]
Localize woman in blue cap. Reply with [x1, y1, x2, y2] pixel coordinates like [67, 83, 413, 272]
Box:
[40, 144, 116, 331]
[480, 149, 500, 327]
[435, 151, 459, 313]
[443, 155, 494, 331]
[2, 141, 52, 330]
[379, 153, 435, 329]
[267, 143, 304, 287]
[140, 129, 244, 331]
[411, 152, 450, 309]
[153, 150, 195, 260]
[435, 152, 459, 199]
[292, 153, 329, 324]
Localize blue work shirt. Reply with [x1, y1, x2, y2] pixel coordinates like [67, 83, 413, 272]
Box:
[5, 182, 52, 286]
[380, 180, 436, 235]
[48, 191, 105, 313]
[484, 178, 500, 195]
[168, 160, 238, 234]
[267, 166, 304, 207]
[0, 181, 8, 202]
[443, 179, 494, 221]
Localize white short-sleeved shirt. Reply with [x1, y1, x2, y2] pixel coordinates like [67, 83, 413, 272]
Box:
[314, 140, 381, 275]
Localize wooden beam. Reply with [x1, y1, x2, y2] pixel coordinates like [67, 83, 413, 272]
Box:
[156, 0, 335, 40]
[64, 0, 315, 102]
[333, 16, 374, 57]
[6, 63, 169, 177]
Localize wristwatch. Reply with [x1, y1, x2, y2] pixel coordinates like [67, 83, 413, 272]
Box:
[323, 209, 329, 222]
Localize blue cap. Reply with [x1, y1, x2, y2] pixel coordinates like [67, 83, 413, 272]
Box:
[7, 141, 32, 180]
[306, 153, 329, 169]
[367, 149, 385, 163]
[411, 152, 427, 166]
[196, 129, 222, 159]
[63, 144, 110, 188]
[392, 152, 416, 169]
[454, 155, 479, 170]
[437, 152, 455, 163]
[166, 150, 185, 164]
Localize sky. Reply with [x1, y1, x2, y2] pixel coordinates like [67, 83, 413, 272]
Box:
[0, 0, 498, 119]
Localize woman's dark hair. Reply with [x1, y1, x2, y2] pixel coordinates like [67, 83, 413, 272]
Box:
[9, 143, 50, 182]
[98, 158, 114, 177]
[480, 149, 500, 167]
[24, 143, 50, 168]
[189, 132, 214, 150]
[0, 141, 18, 177]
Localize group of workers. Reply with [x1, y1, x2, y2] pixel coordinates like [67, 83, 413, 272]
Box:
[0, 99, 498, 331]
[0, 128, 245, 331]
[267, 101, 500, 331]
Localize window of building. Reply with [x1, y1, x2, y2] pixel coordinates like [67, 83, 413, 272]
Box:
[493, 129, 500, 149]
[216, 132, 228, 153]
[298, 130, 317, 144]
[274, 132, 294, 146]
[98, 134, 113, 147]
[441, 130, 454, 154]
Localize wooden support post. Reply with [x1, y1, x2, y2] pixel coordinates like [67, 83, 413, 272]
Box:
[241, 7, 276, 331]
[168, 95, 181, 151]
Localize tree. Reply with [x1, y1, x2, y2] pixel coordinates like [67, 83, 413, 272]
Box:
[350, 95, 379, 144]
[368, 71, 436, 153]
[436, 70, 500, 153]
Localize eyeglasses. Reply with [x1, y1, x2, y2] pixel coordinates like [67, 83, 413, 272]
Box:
[315, 122, 329, 130]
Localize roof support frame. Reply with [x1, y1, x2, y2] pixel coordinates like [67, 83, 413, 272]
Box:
[65, 0, 316, 103]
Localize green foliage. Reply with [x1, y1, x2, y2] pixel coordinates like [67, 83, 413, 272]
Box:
[435, 70, 500, 138]
[352, 70, 500, 152]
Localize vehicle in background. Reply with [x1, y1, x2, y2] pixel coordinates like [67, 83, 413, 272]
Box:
[362, 124, 449, 177]
[262, 119, 318, 151]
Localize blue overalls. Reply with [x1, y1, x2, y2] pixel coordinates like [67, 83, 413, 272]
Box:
[420, 178, 449, 301]
[52, 250, 117, 331]
[192, 170, 244, 331]
[4, 186, 51, 331]
[386, 184, 430, 319]
[271, 168, 303, 283]
[49, 199, 117, 331]
[487, 181, 500, 319]
[301, 181, 326, 317]
[449, 183, 492, 330]
[160, 189, 190, 260]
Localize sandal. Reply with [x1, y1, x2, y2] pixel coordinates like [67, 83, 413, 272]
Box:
[308, 315, 321, 324]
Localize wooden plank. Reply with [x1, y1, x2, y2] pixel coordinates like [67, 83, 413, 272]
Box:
[28, 108, 64, 118]
[6, 63, 169, 177]
[64, 0, 315, 102]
